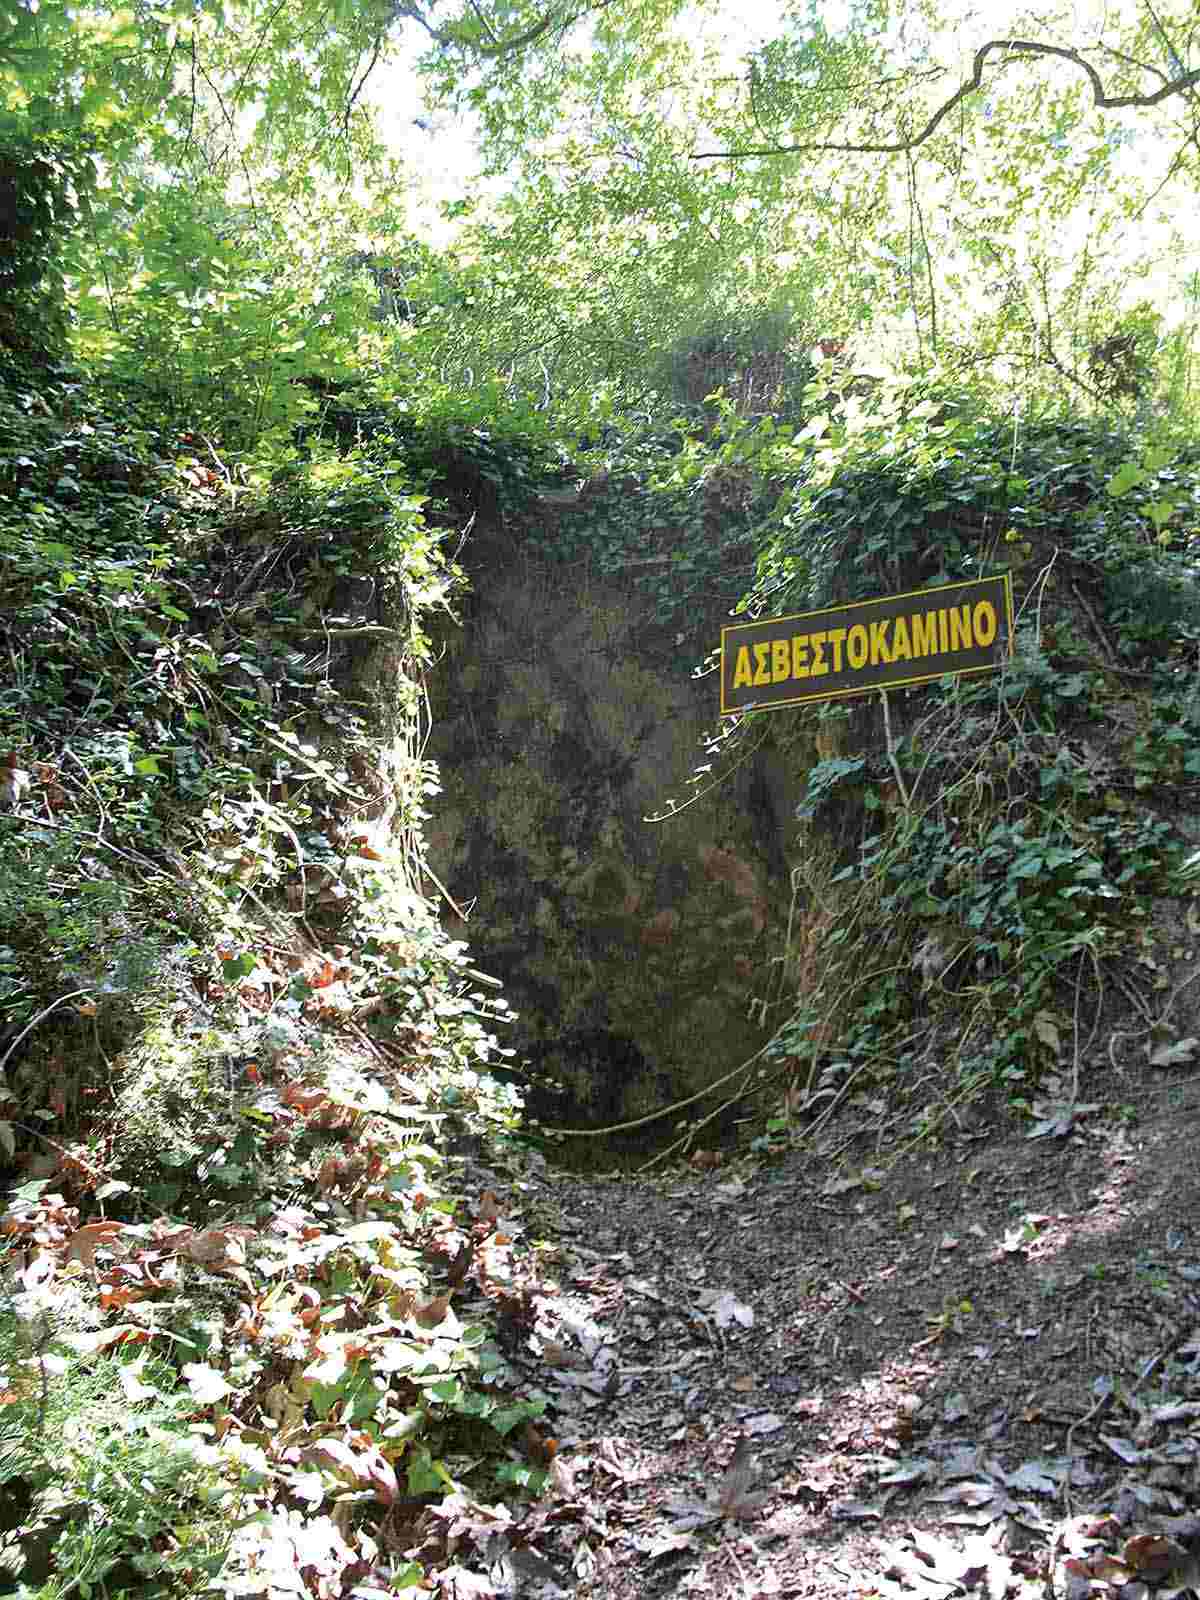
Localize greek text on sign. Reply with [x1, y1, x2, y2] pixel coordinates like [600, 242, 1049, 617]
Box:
[720, 573, 1014, 715]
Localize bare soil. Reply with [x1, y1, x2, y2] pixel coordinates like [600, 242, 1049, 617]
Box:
[473, 1068, 1200, 1600]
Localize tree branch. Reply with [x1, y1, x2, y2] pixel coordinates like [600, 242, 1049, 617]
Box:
[1142, 0, 1191, 82]
[191, 52, 260, 216]
[1096, 43, 1170, 86]
[344, 33, 385, 133]
[395, 0, 617, 60]
[692, 38, 1200, 161]
[465, 0, 501, 48]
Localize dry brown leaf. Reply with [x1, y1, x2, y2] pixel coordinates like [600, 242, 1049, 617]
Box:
[539, 1338, 588, 1370]
[184, 1229, 242, 1266]
[1063, 1553, 1133, 1586]
[1122, 1534, 1188, 1581]
[282, 1083, 328, 1112]
[155, 1226, 195, 1253]
[414, 1293, 451, 1329]
[524, 1422, 558, 1465]
[63, 1221, 127, 1268]
[99, 1284, 148, 1310]
[445, 1239, 474, 1286]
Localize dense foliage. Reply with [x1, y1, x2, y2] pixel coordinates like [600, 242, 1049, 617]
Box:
[6, 0, 1200, 420]
[0, 328, 550, 1595]
[725, 400, 1200, 1145]
[3, 0, 1200, 1590]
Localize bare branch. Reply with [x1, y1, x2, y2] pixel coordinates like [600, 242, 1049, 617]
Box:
[192, 52, 260, 216]
[1143, 0, 1190, 80]
[344, 33, 385, 133]
[1095, 43, 1170, 85]
[465, 0, 501, 47]
[231, 0, 294, 113]
[388, 1, 443, 42]
[394, 0, 617, 60]
[1130, 135, 1193, 218]
[692, 38, 1200, 162]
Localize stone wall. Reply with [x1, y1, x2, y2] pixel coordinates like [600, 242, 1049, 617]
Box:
[423, 526, 806, 1135]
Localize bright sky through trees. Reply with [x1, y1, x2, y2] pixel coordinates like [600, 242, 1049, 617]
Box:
[367, 0, 789, 240]
[15, 0, 1195, 423]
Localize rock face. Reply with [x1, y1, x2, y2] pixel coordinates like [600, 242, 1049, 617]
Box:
[423, 527, 805, 1138]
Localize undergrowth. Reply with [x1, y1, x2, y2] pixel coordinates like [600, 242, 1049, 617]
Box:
[733, 399, 1200, 1153]
[0, 1308, 234, 1597]
[0, 353, 562, 1596]
[4, 248, 1200, 1596]
[766, 673, 1184, 1145]
[301, 380, 776, 632]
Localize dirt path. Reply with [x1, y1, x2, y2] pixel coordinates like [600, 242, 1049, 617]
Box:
[471, 1085, 1200, 1599]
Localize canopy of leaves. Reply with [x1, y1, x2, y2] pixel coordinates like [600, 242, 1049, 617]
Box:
[397, 0, 1200, 412]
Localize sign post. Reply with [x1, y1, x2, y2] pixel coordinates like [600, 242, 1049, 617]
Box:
[719, 573, 1014, 717]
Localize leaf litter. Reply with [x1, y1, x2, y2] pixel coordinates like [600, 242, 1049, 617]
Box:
[487, 1091, 1200, 1600]
[6, 1004, 1199, 1599]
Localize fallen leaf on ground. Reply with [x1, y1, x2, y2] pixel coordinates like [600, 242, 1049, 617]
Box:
[63, 1221, 127, 1267]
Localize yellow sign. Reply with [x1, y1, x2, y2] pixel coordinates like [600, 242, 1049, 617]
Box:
[720, 573, 1014, 715]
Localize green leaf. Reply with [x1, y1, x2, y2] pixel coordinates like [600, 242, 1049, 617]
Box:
[489, 1399, 544, 1436]
[495, 1461, 548, 1492]
[406, 1446, 451, 1496]
[1145, 499, 1174, 529]
[1106, 463, 1144, 497]
[220, 951, 257, 981]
